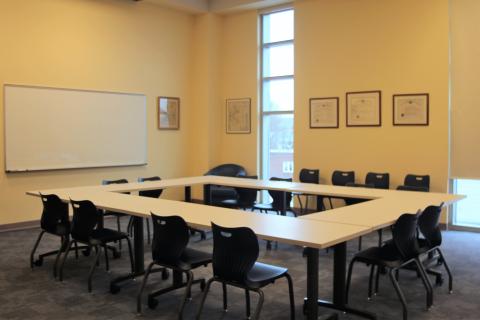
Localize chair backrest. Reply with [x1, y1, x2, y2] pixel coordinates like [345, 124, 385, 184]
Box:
[150, 214, 190, 265]
[268, 177, 293, 210]
[235, 175, 258, 207]
[39, 194, 69, 233]
[102, 178, 130, 194]
[404, 174, 430, 191]
[365, 172, 390, 189]
[299, 168, 320, 184]
[332, 170, 355, 186]
[70, 199, 101, 242]
[391, 212, 420, 259]
[418, 204, 443, 248]
[205, 163, 247, 177]
[138, 176, 163, 199]
[211, 223, 259, 283]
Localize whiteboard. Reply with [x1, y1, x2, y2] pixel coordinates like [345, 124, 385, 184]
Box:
[4, 84, 147, 172]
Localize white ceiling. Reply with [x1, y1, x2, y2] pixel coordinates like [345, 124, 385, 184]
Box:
[144, 0, 291, 14]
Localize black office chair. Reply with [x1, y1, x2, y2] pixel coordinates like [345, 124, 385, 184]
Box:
[204, 163, 247, 206]
[102, 179, 131, 252]
[138, 176, 164, 244]
[220, 175, 258, 210]
[137, 214, 211, 317]
[293, 169, 320, 214]
[30, 194, 75, 278]
[327, 170, 355, 209]
[58, 199, 134, 292]
[346, 213, 433, 320]
[365, 172, 390, 189]
[417, 204, 453, 293]
[397, 174, 430, 192]
[196, 223, 295, 320]
[253, 177, 294, 216]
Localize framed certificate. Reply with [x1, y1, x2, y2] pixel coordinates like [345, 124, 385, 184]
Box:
[309, 97, 339, 128]
[158, 96, 180, 130]
[393, 93, 429, 126]
[346, 91, 381, 127]
[226, 98, 251, 134]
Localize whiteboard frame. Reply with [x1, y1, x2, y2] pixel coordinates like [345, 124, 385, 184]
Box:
[3, 84, 148, 173]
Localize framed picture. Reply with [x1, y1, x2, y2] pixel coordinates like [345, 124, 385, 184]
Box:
[158, 96, 180, 130]
[393, 93, 429, 126]
[226, 98, 251, 134]
[309, 97, 339, 128]
[346, 90, 382, 127]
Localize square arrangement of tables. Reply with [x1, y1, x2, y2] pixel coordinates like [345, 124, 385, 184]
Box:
[27, 175, 463, 320]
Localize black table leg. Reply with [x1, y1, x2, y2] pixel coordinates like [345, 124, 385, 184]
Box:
[110, 216, 145, 292]
[185, 186, 191, 202]
[203, 184, 211, 205]
[281, 191, 287, 216]
[316, 195, 325, 211]
[309, 242, 377, 319]
[187, 185, 207, 240]
[305, 247, 319, 320]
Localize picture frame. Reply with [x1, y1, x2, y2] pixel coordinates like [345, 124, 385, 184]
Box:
[226, 98, 251, 134]
[158, 96, 180, 130]
[346, 90, 382, 127]
[309, 97, 339, 128]
[393, 93, 429, 126]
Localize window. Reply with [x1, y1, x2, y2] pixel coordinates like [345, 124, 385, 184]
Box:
[452, 179, 480, 228]
[260, 9, 294, 182]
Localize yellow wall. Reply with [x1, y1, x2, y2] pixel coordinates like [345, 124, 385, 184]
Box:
[294, 0, 449, 192]
[217, 10, 259, 175]
[0, 0, 195, 225]
[0, 0, 452, 226]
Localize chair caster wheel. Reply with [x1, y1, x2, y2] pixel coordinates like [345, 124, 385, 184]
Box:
[148, 296, 159, 309]
[113, 251, 121, 259]
[82, 249, 91, 257]
[110, 283, 121, 294]
[367, 297, 372, 301]
[161, 269, 169, 280]
[34, 258, 43, 266]
[200, 279, 206, 291]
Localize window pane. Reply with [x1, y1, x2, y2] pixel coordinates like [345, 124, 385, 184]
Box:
[454, 179, 480, 228]
[262, 114, 294, 180]
[263, 78, 294, 111]
[263, 10, 294, 43]
[263, 44, 293, 77]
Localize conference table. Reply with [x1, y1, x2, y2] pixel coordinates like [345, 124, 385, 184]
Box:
[27, 175, 463, 320]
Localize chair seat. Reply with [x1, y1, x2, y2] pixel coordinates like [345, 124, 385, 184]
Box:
[179, 247, 212, 269]
[245, 262, 288, 288]
[220, 199, 254, 209]
[90, 228, 128, 244]
[103, 210, 127, 217]
[354, 245, 404, 268]
[46, 223, 69, 236]
[253, 202, 288, 212]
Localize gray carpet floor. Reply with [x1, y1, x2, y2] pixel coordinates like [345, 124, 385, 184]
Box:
[1, 218, 479, 320]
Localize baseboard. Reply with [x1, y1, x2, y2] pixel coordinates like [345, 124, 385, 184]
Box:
[0, 219, 39, 233]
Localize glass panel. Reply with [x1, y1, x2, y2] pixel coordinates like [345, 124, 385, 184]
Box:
[263, 44, 294, 77]
[263, 10, 294, 43]
[262, 114, 294, 180]
[454, 179, 480, 228]
[263, 78, 294, 111]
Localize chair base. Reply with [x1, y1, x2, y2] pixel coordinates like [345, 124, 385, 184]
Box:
[303, 298, 376, 319]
